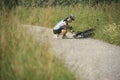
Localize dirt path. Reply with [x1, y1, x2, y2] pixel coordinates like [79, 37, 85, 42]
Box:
[25, 25, 120, 80]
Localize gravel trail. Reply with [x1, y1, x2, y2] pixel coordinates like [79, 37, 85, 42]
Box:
[26, 25, 120, 80]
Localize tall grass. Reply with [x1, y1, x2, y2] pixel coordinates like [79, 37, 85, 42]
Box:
[0, 12, 76, 80]
[16, 3, 120, 45]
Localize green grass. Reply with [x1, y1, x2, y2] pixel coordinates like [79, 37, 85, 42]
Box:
[0, 13, 76, 80]
[15, 3, 120, 46]
[0, 3, 119, 80]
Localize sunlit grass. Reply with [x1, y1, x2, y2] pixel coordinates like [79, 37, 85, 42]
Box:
[0, 2, 120, 80]
[0, 12, 76, 80]
[15, 3, 120, 45]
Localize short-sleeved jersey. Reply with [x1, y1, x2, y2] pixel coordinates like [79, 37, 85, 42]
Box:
[53, 20, 66, 30]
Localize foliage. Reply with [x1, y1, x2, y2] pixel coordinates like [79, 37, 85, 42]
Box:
[0, 0, 120, 11]
[0, 0, 19, 12]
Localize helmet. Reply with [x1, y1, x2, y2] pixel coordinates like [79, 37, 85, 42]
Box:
[69, 15, 75, 20]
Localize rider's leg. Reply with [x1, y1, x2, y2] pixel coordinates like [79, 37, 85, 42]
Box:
[61, 29, 68, 39]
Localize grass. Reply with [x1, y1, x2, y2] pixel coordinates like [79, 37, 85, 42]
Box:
[15, 3, 120, 46]
[0, 12, 76, 80]
[0, 3, 120, 80]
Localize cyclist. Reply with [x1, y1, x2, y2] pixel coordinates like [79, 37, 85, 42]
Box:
[53, 15, 75, 39]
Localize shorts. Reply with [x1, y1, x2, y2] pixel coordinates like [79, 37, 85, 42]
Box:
[53, 28, 62, 34]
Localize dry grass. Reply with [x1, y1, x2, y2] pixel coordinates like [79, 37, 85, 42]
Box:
[15, 3, 120, 45]
[0, 11, 76, 80]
